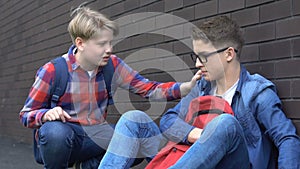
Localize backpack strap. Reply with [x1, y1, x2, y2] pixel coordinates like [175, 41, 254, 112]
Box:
[103, 57, 114, 105]
[50, 56, 69, 108]
[33, 56, 69, 165]
[50, 55, 114, 107]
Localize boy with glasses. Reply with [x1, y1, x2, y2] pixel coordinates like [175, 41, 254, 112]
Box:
[99, 15, 300, 169]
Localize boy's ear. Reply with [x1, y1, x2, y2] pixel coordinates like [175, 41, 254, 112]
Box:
[226, 47, 235, 62]
[75, 37, 84, 51]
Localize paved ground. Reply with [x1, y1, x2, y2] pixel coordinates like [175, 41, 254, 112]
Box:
[0, 136, 147, 169]
[0, 136, 41, 169]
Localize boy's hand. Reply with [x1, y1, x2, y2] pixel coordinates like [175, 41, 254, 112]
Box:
[187, 128, 203, 143]
[42, 106, 71, 123]
[180, 70, 202, 97]
[190, 70, 202, 85]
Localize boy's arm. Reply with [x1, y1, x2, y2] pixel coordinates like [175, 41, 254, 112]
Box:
[113, 56, 200, 101]
[160, 82, 201, 143]
[256, 88, 300, 168]
[19, 62, 55, 128]
[180, 70, 202, 97]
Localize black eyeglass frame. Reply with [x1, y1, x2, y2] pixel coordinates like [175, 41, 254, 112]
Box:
[190, 47, 238, 63]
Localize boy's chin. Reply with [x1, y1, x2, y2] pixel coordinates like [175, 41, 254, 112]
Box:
[99, 61, 108, 67]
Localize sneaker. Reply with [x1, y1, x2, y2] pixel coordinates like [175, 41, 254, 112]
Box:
[73, 162, 82, 169]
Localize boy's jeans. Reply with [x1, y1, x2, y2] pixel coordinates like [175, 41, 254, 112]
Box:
[99, 111, 250, 169]
[38, 121, 114, 169]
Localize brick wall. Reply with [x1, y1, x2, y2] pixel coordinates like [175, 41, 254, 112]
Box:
[0, 0, 299, 144]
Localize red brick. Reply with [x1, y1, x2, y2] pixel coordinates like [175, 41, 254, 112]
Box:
[96, 0, 123, 10]
[173, 40, 192, 55]
[195, 0, 217, 19]
[140, 0, 158, 6]
[232, 7, 259, 27]
[240, 44, 259, 63]
[291, 80, 300, 98]
[294, 120, 300, 136]
[282, 100, 300, 118]
[274, 59, 300, 78]
[243, 62, 275, 79]
[259, 40, 291, 61]
[147, 0, 164, 13]
[292, 38, 300, 56]
[246, 0, 275, 7]
[244, 23, 275, 43]
[124, 0, 139, 11]
[164, 0, 183, 12]
[183, 0, 205, 7]
[113, 37, 132, 52]
[110, 1, 125, 17]
[293, 0, 300, 15]
[156, 43, 173, 54]
[273, 80, 291, 99]
[173, 6, 195, 21]
[147, 34, 165, 46]
[2, 0, 36, 26]
[0, 1, 16, 21]
[276, 17, 300, 39]
[219, 0, 245, 13]
[260, 0, 291, 22]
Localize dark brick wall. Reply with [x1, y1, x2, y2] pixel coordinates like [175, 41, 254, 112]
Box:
[0, 0, 299, 144]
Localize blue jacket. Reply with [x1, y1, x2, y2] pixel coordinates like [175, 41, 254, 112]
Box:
[160, 65, 300, 169]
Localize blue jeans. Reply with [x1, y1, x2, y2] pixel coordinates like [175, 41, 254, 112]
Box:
[169, 114, 250, 169]
[99, 112, 250, 169]
[38, 121, 114, 169]
[98, 110, 163, 169]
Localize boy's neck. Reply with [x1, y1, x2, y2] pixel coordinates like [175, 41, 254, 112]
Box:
[75, 53, 97, 71]
[215, 63, 240, 95]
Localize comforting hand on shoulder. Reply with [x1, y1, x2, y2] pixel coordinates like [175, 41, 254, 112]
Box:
[180, 70, 202, 97]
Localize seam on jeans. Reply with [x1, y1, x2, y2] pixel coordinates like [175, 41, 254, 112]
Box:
[121, 140, 139, 168]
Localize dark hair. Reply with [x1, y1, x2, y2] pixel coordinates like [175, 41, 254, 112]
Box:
[192, 16, 244, 57]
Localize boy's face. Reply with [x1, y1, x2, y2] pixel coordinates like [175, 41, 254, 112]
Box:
[192, 40, 227, 82]
[80, 29, 114, 67]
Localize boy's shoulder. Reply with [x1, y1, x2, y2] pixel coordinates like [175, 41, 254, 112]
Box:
[244, 72, 275, 91]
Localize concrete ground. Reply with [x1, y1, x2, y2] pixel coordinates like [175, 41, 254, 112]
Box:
[0, 136, 41, 169]
[0, 136, 147, 169]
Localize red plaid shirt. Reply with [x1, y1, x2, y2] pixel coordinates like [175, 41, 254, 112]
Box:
[20, 45, 181, 128]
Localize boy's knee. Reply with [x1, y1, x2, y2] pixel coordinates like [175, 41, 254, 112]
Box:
[215, 114, 241, 131]
[217, 114, 244, 138]
[121, 110, 152, 123]
[39, 121, 72, 142]
[218, 114, 238, 126]
[199, 114, 242, 144]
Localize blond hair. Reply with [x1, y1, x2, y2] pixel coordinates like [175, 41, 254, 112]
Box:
[68, 6, 118, 44]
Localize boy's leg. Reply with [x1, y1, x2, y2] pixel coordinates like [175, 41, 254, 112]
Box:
[169, 114, 250, 169]
[73, 123, 115, 169]
[98, 110, 162, 169]
[38, 121, 114, 169]
[38, 121, 77, 169]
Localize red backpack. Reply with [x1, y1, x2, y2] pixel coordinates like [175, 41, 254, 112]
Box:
[146, 95, 234, 169]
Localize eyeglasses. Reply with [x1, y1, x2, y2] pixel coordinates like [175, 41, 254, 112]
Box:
[190, 47, 238, 63]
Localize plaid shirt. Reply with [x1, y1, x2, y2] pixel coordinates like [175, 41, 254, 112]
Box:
[20, 45, 181, 128]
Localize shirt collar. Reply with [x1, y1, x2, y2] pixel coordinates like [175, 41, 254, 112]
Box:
[67, 45, 80, 71]
[67, 45, 104, 74]
[235, 64, 247, 95]
[200, 64, 246, 96]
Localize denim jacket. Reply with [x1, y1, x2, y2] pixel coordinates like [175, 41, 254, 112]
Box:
[160, 65, 300, 169]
